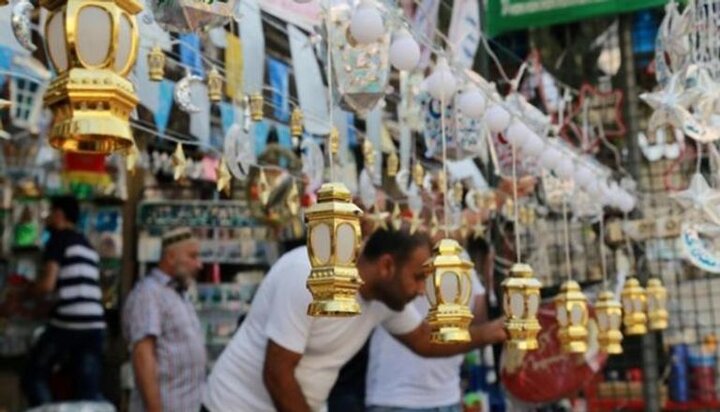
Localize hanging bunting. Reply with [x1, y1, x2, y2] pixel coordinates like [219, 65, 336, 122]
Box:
[0, 45, 14, 89]
[268, 57, 290, 122]
[155, 79, 175, 135]
[219, 102, 237, 136]
[179, 33, 204, 77]
[346, 112, 357, 147]
[253, 121, 271, 157]
[240, 0, 265, 95]
[289, 25, 330, 135]
[189, 82, 211, 145]
[448, 0, 480, 69]
[225, 33, 243, 100]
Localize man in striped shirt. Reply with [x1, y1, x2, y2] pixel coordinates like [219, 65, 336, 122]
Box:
[123, 227, 206, 412]
[22, 195, 106, 406]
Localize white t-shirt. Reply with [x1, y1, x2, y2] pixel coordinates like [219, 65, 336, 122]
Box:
[366, 269, 485, 408]
[203, 247, 422, 412]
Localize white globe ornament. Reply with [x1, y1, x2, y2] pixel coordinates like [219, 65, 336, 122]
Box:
[522, 132, 545, 157]
[484, 104, 511, 133]
[539, 146, 562, 170]
[555, 157, 575, 179]
[505, 121, 531, 147]
[574, 165, 594, 188]
[350, 0, 385, 45]
[389, 30, 420, 71]
[618, 192, 636, 213]
[426, 57, 457, 101]
[458, 85, 487, 120]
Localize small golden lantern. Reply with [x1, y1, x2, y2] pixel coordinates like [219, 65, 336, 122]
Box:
[386, 152, 398, 177]
[453, 181, 463, 205]
[646, 278, 668, 331]
[249, 92, 264, 121]
[424, 239, 474, 344]
[621, 277, 648, 335]
[502, 263, 542, 351]
[413, 162, 424, 187]
[554, 280, 589, 353]
[595, 290, 623, 354]
[329, 127, 340, 156]
[207, 66, 223, 103]
[147, 46, 165, 81]
[305, 182, 364, 317]
[291, 107, 304, 137]
[42, 0, 142, 154]
[363, 139, 375, 168]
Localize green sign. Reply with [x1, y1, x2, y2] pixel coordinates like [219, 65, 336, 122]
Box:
[485, 0, 667, 37]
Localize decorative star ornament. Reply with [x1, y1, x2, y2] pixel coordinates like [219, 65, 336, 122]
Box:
[216, 157, 232, 195]
[391, 203, 402, 231]
[368, 205, 389, 232]
[640, 73, 702, 139]
[172, 143, 187, 181]
[409, 212, 423, 235]
[457, 215, 469, 240]
[671, 173, 720, 227]
[473, 218, 486, 240]
[429, 212, 439, 238]
[690, 68, 720, 121]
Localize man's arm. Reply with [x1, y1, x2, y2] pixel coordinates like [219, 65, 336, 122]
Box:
[132, 337, 163, 412]
[394, 317, 507, 358]
[30, 261, 59, 297]
[263, 340, 311, 412]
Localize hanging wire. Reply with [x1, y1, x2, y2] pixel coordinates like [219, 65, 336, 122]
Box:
[599, 214, 608, 289]
[324, 1, 336, 182]
[562, 196, 573, 281]
[440, 92, 449, 237]
[511, 139, 521, 263]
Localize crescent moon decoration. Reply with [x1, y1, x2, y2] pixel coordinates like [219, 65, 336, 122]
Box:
[680, 224, 720, 274]
[174, 71, 203, 113]
[300, 136, 325, 193]
[223, 123, 255, 179]
[465, 189, 479, 212]
[394, 169, 411, 196]
[11, 0, 36, 52]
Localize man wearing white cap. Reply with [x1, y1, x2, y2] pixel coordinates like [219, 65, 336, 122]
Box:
[123, 228, 206, 412]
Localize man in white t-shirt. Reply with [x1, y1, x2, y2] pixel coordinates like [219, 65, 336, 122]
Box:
[202, 229, 506, 412]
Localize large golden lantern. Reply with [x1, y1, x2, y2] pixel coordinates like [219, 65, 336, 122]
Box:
[423, 239, 474, 344]
[646, 278, 668, 331]
[555, 280, 589, 353]
[42, 0, 142, 154]
[595, 290, 623, 354]
[305, 182, 364, 317]
[621, 277, 648, 336]
[502, 263, 542, 351]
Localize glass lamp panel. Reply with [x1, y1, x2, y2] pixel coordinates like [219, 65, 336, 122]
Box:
[114, 13, 134, 74]
[570, 304, 585, 326]
[76, 6, 112, 66]
[425, 272, 437, 306]
[335, 223, 356, 265]
[622, 297, 632, 313]
[556, 306, 568, 326]
[439, 271, 460, 303]
[647, 295, 657, 312]
[510, 292, 524, 317]
[597, 312, 609, 331]
[527, 292, 540, 317]
[632, 297, 643, 312]
[47, 11, 68, 72]
[609, 313, 621, 329]
[310, 223, 332, 264]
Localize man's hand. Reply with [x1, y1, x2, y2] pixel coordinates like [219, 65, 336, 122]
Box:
[395, 317, 508, 358]
[263, 340, 311, 412]
[132, 337, 162, 412]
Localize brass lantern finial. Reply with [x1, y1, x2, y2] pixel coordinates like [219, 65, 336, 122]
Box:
[502, 263, 542, 351]
[595, 290, 623, 354]
[291, 107, 304, 137]
[424, 238, 474, 344]
[621, 277, 647, 335]
[554, 280, 589, 353]
[147, 46, 165, 81]
[305, 182, 364, 317]
[207, 66, 223, 103]
[646, 278, 668, 331]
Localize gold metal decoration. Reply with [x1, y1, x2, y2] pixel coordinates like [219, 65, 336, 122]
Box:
[391, 203, 402, 231]
[472, 219, 486, 240]
[329, 127, 340, 156]
[502, 263, 542, 351]
[249, 93, 264, 121]
[172, 144, 187, 181]
[305, 182, 364, 317]
[368, 205, 389, 232]
[458, 215, 469, 240]
[286, 181, 300, 217]
[646, 278, 668, 330]
[453, 181, 463, 205]
[424, 238, 474, 343]
[410, 212, 423, 235]
[386, 151, 399, 177]
[621, 277, 648, 336]
[41, 0, 142, 154]
[437, 171, 447, 194]
[554, 280, 589, 353]
[207, 66, 223, 102]
[595, 290, 623, 354]
[291, 107, 304, 137]
[363, 139, 375, 168]
[257, 168, 270, 206]
[413, 162, 424, 187]
[216, 157, 231, 195]
[147, 46, 165, 81]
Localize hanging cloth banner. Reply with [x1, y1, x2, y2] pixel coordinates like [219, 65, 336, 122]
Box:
[268, 57, 290, 122]
[0, 45, 14, 89]
[240, 0, 265, 94]
[346, 112, 357, 147]
[219, 102, 237, 136]
[225, 32, 243, 100]
[155, 79, 174, 135]
[190, 82, 211, 146]
[179, 33, 204, 77]
[253, 120, 271, 157]
[448, 0, 480, 69]
[412, 0, 441, 70]
[288, 24, 330, 135]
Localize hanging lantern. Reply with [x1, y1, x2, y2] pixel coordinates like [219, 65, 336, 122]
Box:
[207, 66, 223, 103]
[502, 263, 542, 351]
[424, 238, 474, 344]
[329, 127, 340, 156]
[554, 280, 589, 353]
[646, 278, 668, 331]
[595, 290, 623, 354]
[42, 0, 142, 154]
[147, 46, 165, 81]
[249, 93, 264, 121]
[386, 152, 398, 177]
[413, 162, 424, 187]
[453, 181, 464, 205]
[291, 107, 304, 137]
[363, 139, 375, 168]
[305, 182, 364, 317]
[621, 277, 647, 336]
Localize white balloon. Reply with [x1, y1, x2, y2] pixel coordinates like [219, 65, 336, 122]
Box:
[484, 104, 511, 133]
[539, 147, 562, 170]
[350, 0, 385, 45]
[458, 86, 487, 120]
[505, 121, 531, 147]
[574, 165, 594, 188]
[389, 30, 421, 71]
[555, 157, 575, 179]
[522, 132, 545, 157]
[426, 58, 457, 101]
[619, 193, 636, 213]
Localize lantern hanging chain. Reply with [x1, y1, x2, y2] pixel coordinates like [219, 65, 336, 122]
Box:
[599, 215, 608, 290]
[697, 140, 703, 174]
[325, 1, 336, 182]
[562, 197, 573, 282]
[623, 212, 636, 275]
[511, 139, 521, 263]
[441, 93, 450, 237]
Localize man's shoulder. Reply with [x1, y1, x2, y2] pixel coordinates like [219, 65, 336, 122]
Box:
[268, 247, 310, 274]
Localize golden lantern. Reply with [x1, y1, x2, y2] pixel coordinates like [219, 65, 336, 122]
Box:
[363, 139, 375, 168]
[646, 278, 668, 331]
[207, 66, 223, 103]
[305, 182, 364, 317]
[249, 92, 264, 121]
[453, 181, 463, 205]
[413, 162, 424, 187]
[42, 0, 142, 154]
[621, 277, 647, 335]
[424, 238, 474, 344]
[386, 152, 398, 177]
[147, 46, 165, 81]
[502, 263, 542, 351]
[554, 280, 589, 353]
[329, 127, 340, 156]
[291, 107, 304, 137]
[595, 290, 623, 354]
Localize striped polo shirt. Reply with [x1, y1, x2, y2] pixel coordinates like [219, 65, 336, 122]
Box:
[45, 229, 106, 330]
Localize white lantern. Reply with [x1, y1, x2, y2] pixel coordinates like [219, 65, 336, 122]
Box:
[539, 146, 562, 170]
[349, 0, 385, 45]
[618, 192, 636, 213]
[389, 29, 420, 71]
[554, 157, 575, 179]
[484, 104, 511, 133]
[426, 57, 457, 101]
[458, 85, 487, 120]
[574, 165, 594, 188]
[505, 121, 531, 147]
[521, 132, 545, 157]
